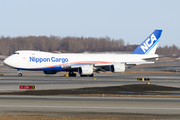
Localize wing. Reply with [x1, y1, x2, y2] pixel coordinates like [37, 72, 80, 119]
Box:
[61, 61, 154, 73]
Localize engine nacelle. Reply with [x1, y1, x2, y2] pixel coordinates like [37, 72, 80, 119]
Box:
[110, 63, 125, 73]
[43, 70, 57, 74]
[78, 66, 93, 75]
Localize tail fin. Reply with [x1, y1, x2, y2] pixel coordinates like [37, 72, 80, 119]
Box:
[131, 30, 162, 55]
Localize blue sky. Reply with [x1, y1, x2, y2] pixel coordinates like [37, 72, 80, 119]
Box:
[0, 0, 179, 47]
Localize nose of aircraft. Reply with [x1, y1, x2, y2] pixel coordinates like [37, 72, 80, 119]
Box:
[3, 56, 18, 68]
[3, 58, 7, 65]
[3, 58, 11, 66]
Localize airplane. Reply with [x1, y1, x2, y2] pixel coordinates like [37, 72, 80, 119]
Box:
[3, 29, 162, 77]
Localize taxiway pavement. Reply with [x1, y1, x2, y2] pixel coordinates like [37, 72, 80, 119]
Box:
[0, 65, 180, 117]
[0, 73, 180, 91]
[0, 67, 180, 91]
[0, 96, 180, 115]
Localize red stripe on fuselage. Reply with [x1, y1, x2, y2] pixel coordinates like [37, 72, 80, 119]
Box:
[30, 61, 112, 69]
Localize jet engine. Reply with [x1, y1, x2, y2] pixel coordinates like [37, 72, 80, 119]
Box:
[78, 66, 93, 75]
[110, 63, 125, 73]
[43, 70, 57, 74]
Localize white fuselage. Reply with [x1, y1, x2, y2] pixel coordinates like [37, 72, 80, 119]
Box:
[3, 50, 158, 71]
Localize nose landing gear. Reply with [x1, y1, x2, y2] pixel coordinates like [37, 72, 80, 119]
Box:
[18, 69, 23, 77]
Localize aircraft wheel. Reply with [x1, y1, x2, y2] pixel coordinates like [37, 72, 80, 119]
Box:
[89, 74, 94, 77]
[80, 75, 87, 77]
[18, 73, 22, 77]
[69, 72, 76, 77]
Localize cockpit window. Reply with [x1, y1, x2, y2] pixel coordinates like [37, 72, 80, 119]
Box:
[13, 52, 19, 54]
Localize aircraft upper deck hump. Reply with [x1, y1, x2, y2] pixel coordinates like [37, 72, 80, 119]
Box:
[131, 30, 162, 55]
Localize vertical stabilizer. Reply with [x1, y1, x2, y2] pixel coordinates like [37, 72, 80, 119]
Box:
[131, 30, 162, 55]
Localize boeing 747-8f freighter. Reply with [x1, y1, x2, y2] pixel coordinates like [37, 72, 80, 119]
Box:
[3, 30, 162, 77]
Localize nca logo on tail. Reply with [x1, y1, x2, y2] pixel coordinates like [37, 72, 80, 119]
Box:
[140, 34, 157, 53]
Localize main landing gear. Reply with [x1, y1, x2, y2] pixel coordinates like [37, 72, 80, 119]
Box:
[68, 72, 94, 77]
[18, 69, 23, 77]
[68, 71, 76, 77]
[80, 74, 94, 77]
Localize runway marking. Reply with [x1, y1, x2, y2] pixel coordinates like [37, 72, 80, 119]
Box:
[0, 105, 180, 110]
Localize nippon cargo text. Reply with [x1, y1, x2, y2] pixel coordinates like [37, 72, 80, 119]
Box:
[29, 57, 69, 63]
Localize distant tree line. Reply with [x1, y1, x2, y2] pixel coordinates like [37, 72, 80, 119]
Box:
[0, 36, 179, 56]
[156, 45, 180, 56]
